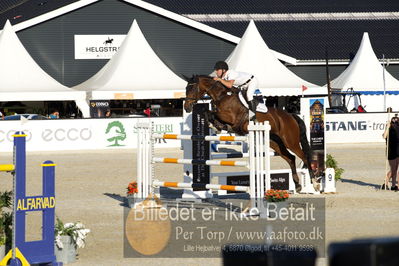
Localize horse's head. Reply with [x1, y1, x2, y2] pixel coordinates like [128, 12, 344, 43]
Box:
[183, 75, 213, 113]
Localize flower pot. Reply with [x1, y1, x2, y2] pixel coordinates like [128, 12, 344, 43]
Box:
[55, 235, 77, 264]
[0, 244, 5, 260]
[126, 195, 137, 208]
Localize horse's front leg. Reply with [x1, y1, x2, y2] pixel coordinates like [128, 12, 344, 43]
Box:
[205, 110, 228, 133]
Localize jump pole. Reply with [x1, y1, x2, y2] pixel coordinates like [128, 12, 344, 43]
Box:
[152, 180, 249, 193]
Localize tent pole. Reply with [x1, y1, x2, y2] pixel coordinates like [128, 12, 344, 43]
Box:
[382, 54, 387, 112]
[325, 47, 333, 108]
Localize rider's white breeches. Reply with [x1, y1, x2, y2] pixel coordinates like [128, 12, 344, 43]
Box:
[245, 77, 259, 101]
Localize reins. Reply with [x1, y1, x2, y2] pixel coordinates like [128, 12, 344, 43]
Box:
[184, 77, 219, 101]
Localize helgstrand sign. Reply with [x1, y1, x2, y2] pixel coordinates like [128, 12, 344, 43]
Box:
[74, 35, 126, 59]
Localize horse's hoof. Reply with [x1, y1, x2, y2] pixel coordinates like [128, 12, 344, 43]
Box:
[209, 124, 221, 133]
[312, 180, 321, 192]
[295, 184, 302, 193]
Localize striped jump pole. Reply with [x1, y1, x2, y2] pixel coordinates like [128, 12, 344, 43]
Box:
[211, 151, 276, 159]
[152, 133, 247, 142]
[152, 180, 249, 193]
[152, 157, 248, 167]
[211, 139, 249, 153]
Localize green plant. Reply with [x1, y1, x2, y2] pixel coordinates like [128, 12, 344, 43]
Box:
[326, 154, 344, 181]
[0, 191, 11, 210]
[0, 234, 5, 246]
[0, 191, 12, 248]
[55, 217, 90, 249]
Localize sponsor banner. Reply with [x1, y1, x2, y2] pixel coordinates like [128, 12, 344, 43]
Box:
[90, 100, 110, 118]
[74, 35, 126, 59]
[0, 112, 396, 152]
[325, 113, 399, 143]
[192, 104, 210, 188]
[270, 172, 290, 190]
[309, 98, 325, 176]
[301, 97, 327, 177]
[301, 98, 398, 143]
[0, 117, 184, 152]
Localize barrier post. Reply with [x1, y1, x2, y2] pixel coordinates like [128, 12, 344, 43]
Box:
[0, 132, 60, 266]
[246, 122, 271, 215]
[323, 168, 336, 193]
[136, 123, 153, 202]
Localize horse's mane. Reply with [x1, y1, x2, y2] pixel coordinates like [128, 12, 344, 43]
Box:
[193, 75, 230, 90]
[195, 75, 213, 79]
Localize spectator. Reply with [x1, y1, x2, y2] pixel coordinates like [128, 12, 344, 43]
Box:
[49, 110, 59, 119]
[382, 116, 399, 191]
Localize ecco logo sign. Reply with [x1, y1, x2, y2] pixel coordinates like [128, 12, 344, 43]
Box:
[0, 130, 32, 142]
[42, 128, 92, 141]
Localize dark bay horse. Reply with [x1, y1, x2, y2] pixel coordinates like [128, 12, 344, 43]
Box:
[183, 75, 318, 192]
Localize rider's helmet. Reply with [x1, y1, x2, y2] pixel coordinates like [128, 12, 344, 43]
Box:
[214, 61, 229, 71]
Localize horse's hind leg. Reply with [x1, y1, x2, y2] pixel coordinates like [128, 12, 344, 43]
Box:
[284, 139, 320, 191]
[270, 135, 301, 193]
[289, 114, 319, 188]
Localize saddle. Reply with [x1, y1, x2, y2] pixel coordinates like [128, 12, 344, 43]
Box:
[237, 90, 265, 112]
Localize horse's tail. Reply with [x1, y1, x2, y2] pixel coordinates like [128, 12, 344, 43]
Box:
[292, 114, 312, 168]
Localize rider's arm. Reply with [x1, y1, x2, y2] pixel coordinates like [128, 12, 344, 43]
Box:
[214, 77, 234, 88]
[382, 122, 390, 139]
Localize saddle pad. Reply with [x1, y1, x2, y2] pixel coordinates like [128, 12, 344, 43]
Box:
[238, 92, 268, 113]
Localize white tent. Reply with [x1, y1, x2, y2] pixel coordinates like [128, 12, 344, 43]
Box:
[225, 20, 324, 96]
[74, 20, 186, 100]
[330, 32, 399, 111]
[0, 20, 90, 117]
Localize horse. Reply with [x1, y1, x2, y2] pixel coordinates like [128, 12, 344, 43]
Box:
[183, 75, 318, 192]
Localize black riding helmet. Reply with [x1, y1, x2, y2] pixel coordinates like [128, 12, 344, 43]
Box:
[214, 61, 229, 70]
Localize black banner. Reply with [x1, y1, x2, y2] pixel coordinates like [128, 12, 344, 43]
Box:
[224, 172, 289, 192]
[226, 175, 250, 194]
[90, 100, 110, 118]
[192, 104, 210, 189]
[270, 172, 290, 190]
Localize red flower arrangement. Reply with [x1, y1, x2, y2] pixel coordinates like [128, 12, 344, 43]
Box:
[265, 189, 289, 202]
[127, 181, 138, 195]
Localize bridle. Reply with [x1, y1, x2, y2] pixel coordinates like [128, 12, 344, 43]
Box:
[184, 77, 219, 102]
[184, 82, 200, 101]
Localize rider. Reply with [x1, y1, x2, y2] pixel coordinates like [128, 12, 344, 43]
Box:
[213, 61, 262, 120]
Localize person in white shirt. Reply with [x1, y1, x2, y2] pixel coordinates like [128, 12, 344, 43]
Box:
[213, 61, 262, 120]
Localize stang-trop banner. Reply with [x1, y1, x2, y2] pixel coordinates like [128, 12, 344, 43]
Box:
[0, 117, 184, 151]
[325, 112, 398, 144]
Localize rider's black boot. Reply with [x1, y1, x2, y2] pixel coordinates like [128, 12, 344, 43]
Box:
[249, 99, 258, 121]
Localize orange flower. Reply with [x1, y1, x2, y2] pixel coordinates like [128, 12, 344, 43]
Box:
[127, 181, 139, 195]
[264, 189, 289, 202]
